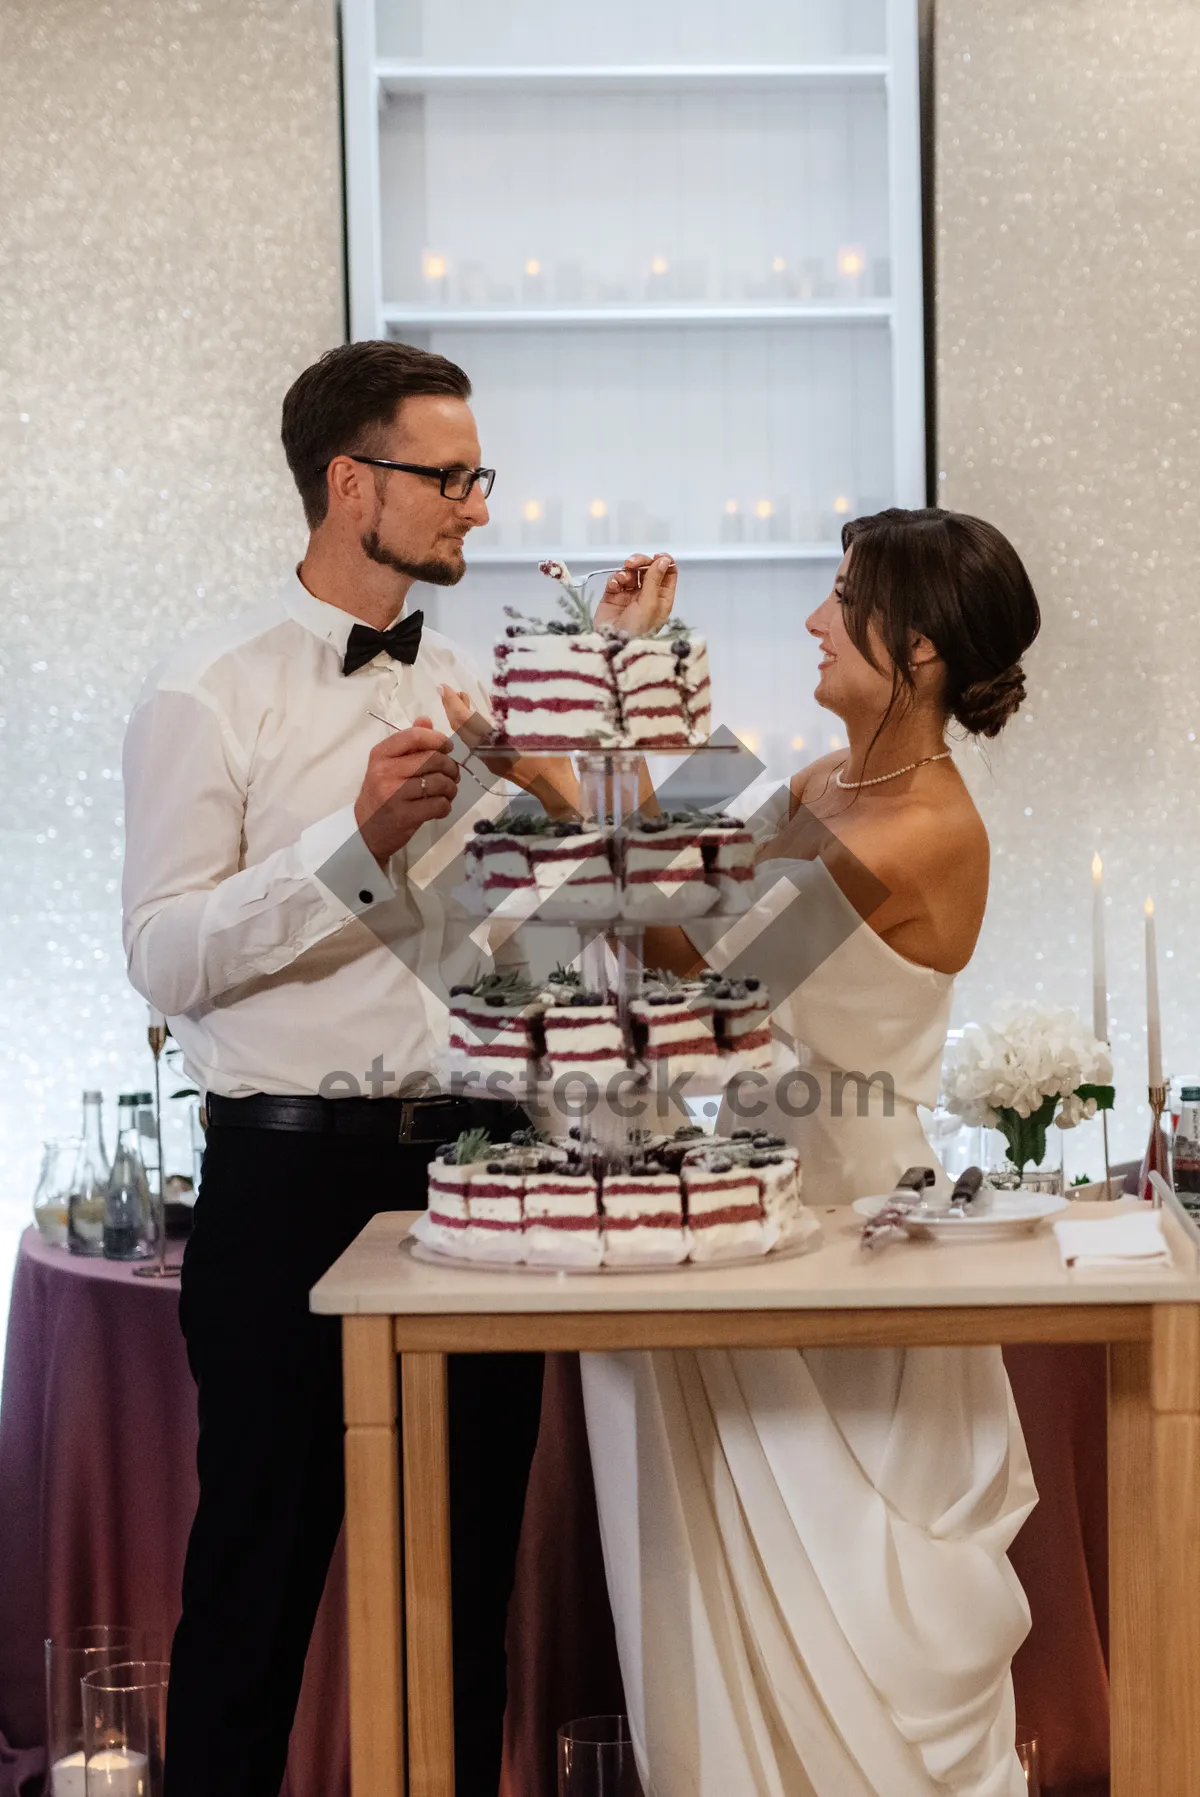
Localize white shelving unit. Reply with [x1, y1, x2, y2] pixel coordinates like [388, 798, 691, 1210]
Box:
[341, 0, 925, 776]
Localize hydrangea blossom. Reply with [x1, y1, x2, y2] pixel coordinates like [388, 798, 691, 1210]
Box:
[945, 1001, 1113, 1143]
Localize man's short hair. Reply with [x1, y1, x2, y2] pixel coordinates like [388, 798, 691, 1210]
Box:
[281, 339, 472, 528]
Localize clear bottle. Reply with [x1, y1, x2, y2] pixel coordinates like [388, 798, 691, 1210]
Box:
[33, 1138, 79, 1247]
[1174, 1086, 1200, 1206]
[67, 1091, 109, 1257]
[103, 1093, 155, 1261]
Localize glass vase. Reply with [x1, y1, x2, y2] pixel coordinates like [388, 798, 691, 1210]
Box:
[80, 1659, 168, 1796]
[45, 1628, 152, 1797]
[558, 1716, 643, 1796]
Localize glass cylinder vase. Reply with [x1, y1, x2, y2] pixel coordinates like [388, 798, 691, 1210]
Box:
[45, 1628, 151, 1797]
[80, 1660, 168, 1797]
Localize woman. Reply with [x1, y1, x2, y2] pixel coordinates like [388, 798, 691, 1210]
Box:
[579, 507, 1044, 1797]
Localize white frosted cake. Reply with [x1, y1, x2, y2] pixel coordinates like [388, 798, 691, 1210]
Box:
[523, 1166, 604, 1268]
[526, 826, 617, 919]
[683, 1154, 770, 1261]
[447, 976, 542, 1079]
[622, 820, 719, 920]
[696, 816, 755, 912]
[416, 1123, 812, 1269]
[709, 978, 773, 1068]
[629, 977, 716, 1073]
[488, 563, 711, 750]
[600, 1168, 688, 1265]
[493, 629, 623, 749]
[467, 1161, 527, 1263]
[542, 994, 627, 1085]
[465, 814, 616, 919]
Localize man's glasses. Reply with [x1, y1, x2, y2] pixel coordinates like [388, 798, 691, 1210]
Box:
[336, 456, 496, 501]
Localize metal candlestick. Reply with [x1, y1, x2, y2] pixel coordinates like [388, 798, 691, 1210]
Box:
[1138, 1083, 1170, 1208]
[133, 1013, 181, 1279]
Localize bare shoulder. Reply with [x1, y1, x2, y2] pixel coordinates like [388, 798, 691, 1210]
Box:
[787, 752, 844, 810]
[855, 785, 989, 893]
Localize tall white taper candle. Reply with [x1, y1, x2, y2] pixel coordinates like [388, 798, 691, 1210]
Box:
[1145, 897, 1163, 1087]
[1091, 853, 1107, 1043]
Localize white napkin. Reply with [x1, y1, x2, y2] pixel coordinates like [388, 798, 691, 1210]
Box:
[1053, 1208, 1173, 1270]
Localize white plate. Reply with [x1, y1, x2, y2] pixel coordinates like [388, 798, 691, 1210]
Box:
[405, 1217, 823, 1276]
[851, 1190, 1069, 1242]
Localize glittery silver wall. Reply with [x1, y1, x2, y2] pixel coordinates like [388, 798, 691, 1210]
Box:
[936, 0, 1200, 1166]
[0, 0, 344, 1298]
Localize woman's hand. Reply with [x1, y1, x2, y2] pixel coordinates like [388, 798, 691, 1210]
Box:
[439, 684, 492, 750]
[593, 553, 677, 637]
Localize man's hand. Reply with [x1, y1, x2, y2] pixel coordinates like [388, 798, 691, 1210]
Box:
[354, 716, 461, 868]
[593, 552, 677, 637]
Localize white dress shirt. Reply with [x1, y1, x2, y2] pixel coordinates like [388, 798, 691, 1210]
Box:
[122, 571, 496, 1099]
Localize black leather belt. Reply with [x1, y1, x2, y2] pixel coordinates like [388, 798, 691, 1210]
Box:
[205, 1092, 521, 1144]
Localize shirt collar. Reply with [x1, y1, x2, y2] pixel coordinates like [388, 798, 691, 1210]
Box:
[282, 569, 415, 661]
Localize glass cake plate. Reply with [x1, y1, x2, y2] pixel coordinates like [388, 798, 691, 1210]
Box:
[405, 1215, 823, 1277]
[851, 1190, 1069, 1242]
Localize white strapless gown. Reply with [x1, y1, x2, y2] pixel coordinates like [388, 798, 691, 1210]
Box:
[580, 785, 1036, 1797]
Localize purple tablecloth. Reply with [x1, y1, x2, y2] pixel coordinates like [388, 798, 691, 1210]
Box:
[0, 1227, 348, 1797]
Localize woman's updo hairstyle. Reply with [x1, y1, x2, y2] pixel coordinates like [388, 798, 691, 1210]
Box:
[839, 507, 1041, 740]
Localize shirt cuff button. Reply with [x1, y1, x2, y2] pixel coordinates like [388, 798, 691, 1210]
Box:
[358, 889, 374, 905]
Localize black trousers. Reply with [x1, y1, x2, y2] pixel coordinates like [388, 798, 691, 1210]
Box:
[164, 1125, 544, 1797]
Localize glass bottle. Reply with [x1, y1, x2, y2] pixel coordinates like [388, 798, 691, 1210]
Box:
[104, 1093, 155, 1261]
[32, 1138, 78, 1247]
[67, 1091, 109, 1257]
[1174, 1086, 1200, 1211]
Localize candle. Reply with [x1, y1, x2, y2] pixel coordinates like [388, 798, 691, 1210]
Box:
[1145, 896, 1163, 1087]
[86, 1747, 147, 1795]
[50, 1753, 86, 1797]
[1091, 853, 1108, 1042]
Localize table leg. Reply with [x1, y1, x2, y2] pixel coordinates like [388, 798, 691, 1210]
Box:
[401, 1351, 455, 1797]
[1108, 1341, 1154, 1797]
[343, 1315, 405, 1797]
[1152, 1305, 1200, 1797]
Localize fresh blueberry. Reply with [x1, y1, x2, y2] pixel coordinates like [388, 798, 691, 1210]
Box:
[474, 820, 493, 835]
[710, 1155, 733, 1172]
[744, 977, 761, 991]
[731, 1128, 753, 1140]
[486, 1162, 504, 1174]
[748, 1154, 769, 1168]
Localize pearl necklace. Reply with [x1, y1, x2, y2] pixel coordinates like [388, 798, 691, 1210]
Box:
[835, 750, 952, 790]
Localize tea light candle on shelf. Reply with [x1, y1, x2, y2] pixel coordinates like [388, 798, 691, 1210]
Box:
[1145, 896, 1163, 1087]
[50, 1753, 86, 1797]
[86, 1747, 148, 1795]
[1091, 853, 1108, 1043]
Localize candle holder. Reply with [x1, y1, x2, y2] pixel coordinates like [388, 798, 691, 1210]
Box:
[133, 1013, 181, 1280]
[1138, 1084, 1171, 1206]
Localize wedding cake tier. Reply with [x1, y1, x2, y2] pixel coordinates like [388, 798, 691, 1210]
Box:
[488, 560, 711, 750]
[413, 1123, 812, 1270]
[462, 807, 754, 923]
[445, 966, 774, 1088]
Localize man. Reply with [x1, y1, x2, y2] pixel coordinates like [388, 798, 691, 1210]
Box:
[121, 340, 672, 1796]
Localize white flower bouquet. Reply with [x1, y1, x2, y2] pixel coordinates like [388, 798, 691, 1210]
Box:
[945, 1000, 1115, 1174]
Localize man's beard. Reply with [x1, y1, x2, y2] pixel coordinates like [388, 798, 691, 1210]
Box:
[361, 529, 466, 587]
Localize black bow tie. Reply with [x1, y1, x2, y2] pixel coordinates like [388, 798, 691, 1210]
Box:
[342, 609, 424, 676]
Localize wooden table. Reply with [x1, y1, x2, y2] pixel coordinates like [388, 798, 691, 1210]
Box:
[311, 1197, 1200, 1797]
